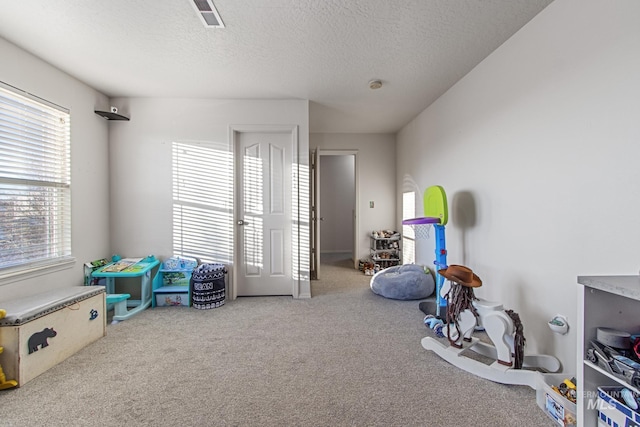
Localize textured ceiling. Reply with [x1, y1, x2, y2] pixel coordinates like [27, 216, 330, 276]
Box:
[0, 0, 553, 133]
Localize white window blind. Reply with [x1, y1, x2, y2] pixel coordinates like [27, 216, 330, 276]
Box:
[0, 83, 71, 273]
[172, 141, 233, 265]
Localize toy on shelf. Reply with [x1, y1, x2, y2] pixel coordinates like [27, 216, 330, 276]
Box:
[552, 377, 578, 404]
[421, 264, 561, 389]
[369, 230, 402, 271]
[597, 386, 640, 427]
[584, 326, 640, 391]
[633, 335, 640, 361]
[0, 309, 18, 390]
[402, 185, 448, 318]
[620, 387, 639, 410]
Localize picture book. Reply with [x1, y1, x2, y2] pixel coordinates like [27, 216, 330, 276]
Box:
[100, 257, 143, 273]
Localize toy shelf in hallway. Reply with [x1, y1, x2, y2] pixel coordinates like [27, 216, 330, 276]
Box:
[402, 185, 448, 318]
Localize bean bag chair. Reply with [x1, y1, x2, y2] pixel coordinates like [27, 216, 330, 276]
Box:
[370, 264, 435, 300]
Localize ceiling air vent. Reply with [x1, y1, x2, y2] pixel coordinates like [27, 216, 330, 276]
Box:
[191, 0, 225, 28]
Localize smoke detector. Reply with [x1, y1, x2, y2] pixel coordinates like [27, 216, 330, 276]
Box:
[369, 80, 383, 90]
[191, 0, 225, 28]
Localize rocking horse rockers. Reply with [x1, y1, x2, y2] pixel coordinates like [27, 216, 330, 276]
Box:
[422, 265, 561, 389]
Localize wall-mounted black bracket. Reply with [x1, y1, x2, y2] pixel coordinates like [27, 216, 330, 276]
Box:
[95, 110, 129, 121]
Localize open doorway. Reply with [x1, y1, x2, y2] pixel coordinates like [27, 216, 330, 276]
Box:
[310, 150, 358, 280]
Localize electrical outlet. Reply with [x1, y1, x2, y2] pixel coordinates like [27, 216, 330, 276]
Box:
[369, 201, 374, 208]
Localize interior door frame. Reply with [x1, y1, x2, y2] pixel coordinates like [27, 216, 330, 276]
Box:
[230, 124, 300, 300]
[310, 149, 319, 280]
[312, 149, 359, 276]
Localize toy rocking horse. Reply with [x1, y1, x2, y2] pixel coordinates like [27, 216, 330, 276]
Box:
[421, 265, 561, 390]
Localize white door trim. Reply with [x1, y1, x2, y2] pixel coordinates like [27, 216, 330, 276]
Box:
[229, 124, 300, 300]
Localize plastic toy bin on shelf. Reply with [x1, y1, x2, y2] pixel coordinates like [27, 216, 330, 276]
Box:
[536, 373, 577, 426]
[597, 386, 640, 427]
[154, 289, 189, 307]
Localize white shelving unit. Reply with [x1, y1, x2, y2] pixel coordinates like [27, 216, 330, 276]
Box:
[577, 275, 640, 427]
[370, 232, 401, 269]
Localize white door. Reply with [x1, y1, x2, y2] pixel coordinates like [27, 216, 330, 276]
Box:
[236, 131, 292, 296]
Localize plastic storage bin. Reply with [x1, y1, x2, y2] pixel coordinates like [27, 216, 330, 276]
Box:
[597, 386, 640, 427]
[191, 263, 227, 310]
[154, 289, 189, 306]
[536, 373, 577, 426]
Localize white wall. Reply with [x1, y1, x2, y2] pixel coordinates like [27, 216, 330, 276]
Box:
[311, 133, 395, 262]
[107, 97, 310, 296]
[396, 0, 640, 372]
[0, 38, 111, 301]
[320, 155, 355, 253]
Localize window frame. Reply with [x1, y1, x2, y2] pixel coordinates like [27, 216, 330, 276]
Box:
[171, 140, 234, 265]
[402, 190, 416, 265]
[0, 81, 74, 283]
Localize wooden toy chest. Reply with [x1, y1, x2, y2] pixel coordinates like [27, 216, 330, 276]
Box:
[0, 286, 106, 387]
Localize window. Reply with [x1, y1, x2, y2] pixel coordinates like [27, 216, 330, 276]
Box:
[402, 191, 416, 264]
[0, 83, 71, 276]
[172, 141, 233, 264]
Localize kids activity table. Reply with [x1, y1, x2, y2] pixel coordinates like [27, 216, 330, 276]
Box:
[91, 256, 160, 321]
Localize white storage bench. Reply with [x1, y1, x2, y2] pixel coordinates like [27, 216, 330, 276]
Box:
[0, 286, 106, 387]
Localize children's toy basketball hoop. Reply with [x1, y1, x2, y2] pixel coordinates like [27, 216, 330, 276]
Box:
[402, 185, 449, 318]
[403, 216, 439, 240]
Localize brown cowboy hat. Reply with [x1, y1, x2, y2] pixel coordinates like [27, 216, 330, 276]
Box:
[438, 264, 482, 288]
